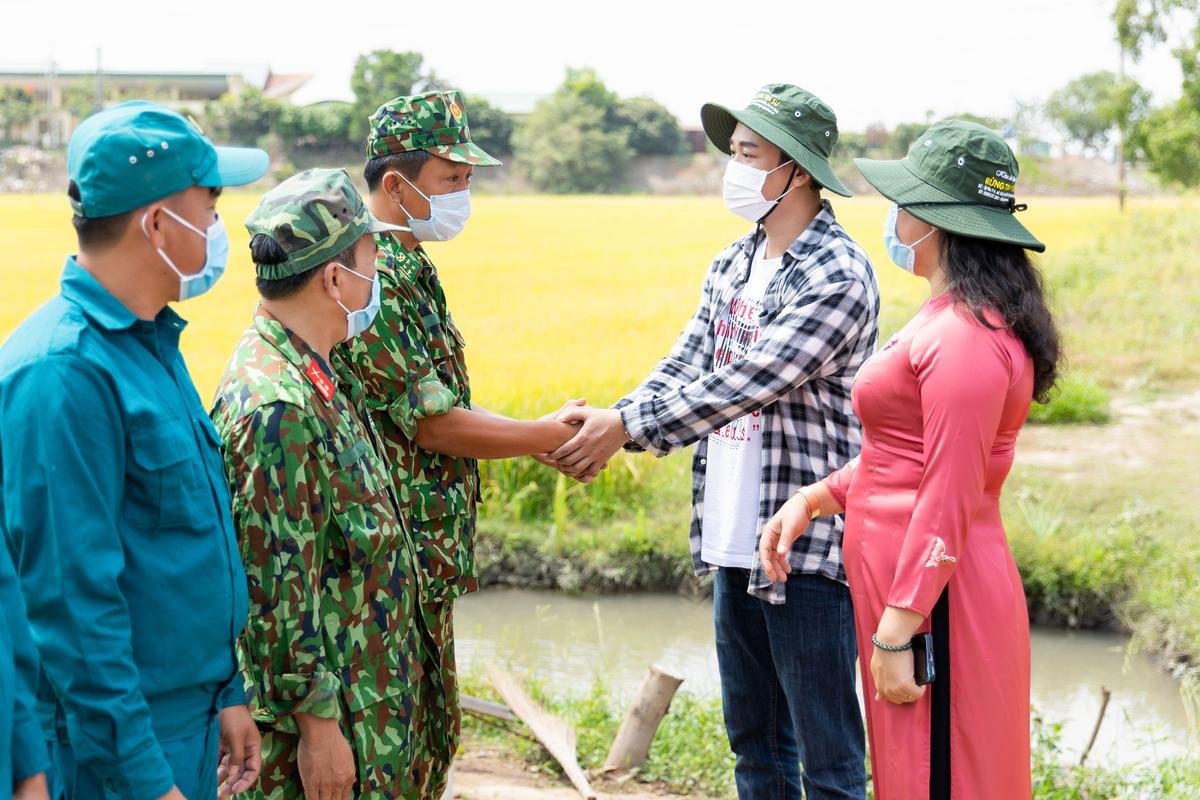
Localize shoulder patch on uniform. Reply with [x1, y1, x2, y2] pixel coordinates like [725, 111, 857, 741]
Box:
[306, 360, 335, 402]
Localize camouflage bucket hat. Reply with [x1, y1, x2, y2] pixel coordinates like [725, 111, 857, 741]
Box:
[855, 119, 1045, 252]
[366, 89, 501, 167]
[701, 84, 853, 197]
[245, 168, 407, 280]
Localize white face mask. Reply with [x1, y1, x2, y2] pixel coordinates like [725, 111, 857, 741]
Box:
[392, 171, 471, 242]
[334, 264, 381, 341]
[722, 159, 795, 223]
[883, 204, 937, 273]
[140, 207, 229, 301]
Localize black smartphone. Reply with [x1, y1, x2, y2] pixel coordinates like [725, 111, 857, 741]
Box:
[912, 632, 936, 686]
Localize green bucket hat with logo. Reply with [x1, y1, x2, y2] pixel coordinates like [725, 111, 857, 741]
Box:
[245, 168, 407, 280]
[366, 89, 501, 167]
[701, 84, 852, 197]
[855, 119, 1044, 252]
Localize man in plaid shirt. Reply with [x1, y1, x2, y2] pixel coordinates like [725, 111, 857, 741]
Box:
[550, 85, 878, 799]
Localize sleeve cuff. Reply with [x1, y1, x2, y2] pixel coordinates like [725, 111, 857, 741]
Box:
[822, 476, 849, 509]
[88, 739, 175, 800]
[272, 670, 341, 722]
[388, 376, 457, 439]
[10, 715, 50, 783]
[618, 402, 663, 457]
[216, 668, 248, 710]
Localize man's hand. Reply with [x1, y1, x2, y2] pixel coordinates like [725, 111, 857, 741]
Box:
[295, 714, 355, 800]
[531, 399, 587, 468]
[545, 407, 629, 482]
[12, 772, 49, 800]
[217, 704, 262, 798]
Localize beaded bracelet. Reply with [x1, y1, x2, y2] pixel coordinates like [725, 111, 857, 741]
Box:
[871, 633, 913, 652]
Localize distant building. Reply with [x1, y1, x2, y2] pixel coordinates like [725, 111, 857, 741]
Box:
[681, 125, 711, 154]
[0, 67, 310, 147]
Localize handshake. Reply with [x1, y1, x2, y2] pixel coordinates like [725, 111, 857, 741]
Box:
[534, 399, 632, 483]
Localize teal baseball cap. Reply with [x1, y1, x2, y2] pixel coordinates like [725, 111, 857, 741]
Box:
[67, 100, 269, 218]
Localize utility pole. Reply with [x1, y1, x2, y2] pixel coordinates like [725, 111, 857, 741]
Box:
[94, 47, 104, 113]
[45, 50, 57, 149]
[1117, 47, 1127, 212]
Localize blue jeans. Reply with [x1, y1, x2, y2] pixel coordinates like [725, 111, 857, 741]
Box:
[714, 568, 866, 800]
[48, 715, 220, 800]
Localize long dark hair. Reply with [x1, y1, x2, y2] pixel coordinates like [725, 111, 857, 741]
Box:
[939, 232, 1061, 403]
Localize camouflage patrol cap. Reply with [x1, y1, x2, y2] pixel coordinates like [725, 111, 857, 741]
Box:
[245, 168, 407, 280]
[366, 89, 501, 167]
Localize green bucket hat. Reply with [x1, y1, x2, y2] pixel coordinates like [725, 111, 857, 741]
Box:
[245, 168, 407, 280]
[366, 89, 501, 167]
[855, 119, 1044, 252]
[701, 84, 852, 197]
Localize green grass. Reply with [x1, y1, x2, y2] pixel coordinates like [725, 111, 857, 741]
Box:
[1031, 712, 1200, 800]
[1027, 373, 1113, 425]
[460, 676, 1200, 799]
[1042, 202, 1200, 394]
[460, 675, 734, 798]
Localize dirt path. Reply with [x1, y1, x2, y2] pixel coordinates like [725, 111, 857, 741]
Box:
[1016, 389, 1200, 478]
[452, 744, 706, 799]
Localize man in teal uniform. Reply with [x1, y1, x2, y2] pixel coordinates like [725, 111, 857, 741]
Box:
[0, 545, 49, 799]
[0, 101, 268, 800]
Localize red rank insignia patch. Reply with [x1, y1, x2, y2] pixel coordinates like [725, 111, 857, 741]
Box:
[305, 360, 334, 402]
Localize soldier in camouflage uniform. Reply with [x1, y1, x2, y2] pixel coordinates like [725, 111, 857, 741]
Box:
[211, 168, 441, 799]
[346, 90, 578, 796]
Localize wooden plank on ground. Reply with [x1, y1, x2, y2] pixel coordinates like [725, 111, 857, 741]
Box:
[487, 665, 597, 800]
[462, 693, 518, 723]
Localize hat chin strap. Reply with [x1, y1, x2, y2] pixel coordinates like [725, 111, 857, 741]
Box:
[899, 198, 1029, 214]
[756, 162, 800, 225]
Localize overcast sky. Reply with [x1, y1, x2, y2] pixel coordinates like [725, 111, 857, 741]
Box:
[0, 0, 1192, 131]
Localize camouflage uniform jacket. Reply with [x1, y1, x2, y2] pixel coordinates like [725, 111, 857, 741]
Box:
[211, 310, 436, 794]
[342, 235, 479, 602]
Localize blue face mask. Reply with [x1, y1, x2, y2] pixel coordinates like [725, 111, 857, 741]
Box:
[883, 204, 936, 273]
[336, 264, 381, 340]
[142, 207, 229, 301]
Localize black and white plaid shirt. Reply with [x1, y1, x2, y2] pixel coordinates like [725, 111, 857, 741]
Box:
[615, 201, 879, 604]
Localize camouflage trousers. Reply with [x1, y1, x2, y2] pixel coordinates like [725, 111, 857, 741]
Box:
[245, 609, 457, 799]
[414, 599, 459, 799]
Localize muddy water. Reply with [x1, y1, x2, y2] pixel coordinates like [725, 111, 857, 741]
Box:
[456, 589, 1194, 764]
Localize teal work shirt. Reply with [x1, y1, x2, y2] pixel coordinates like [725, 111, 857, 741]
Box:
[0, 543, 49, 790]
[0, 257, 249, 800]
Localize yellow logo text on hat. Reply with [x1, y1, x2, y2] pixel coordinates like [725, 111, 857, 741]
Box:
[751, 91, 784, 116]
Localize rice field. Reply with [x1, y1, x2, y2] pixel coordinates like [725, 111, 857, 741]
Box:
[1, 192, 1191, 414]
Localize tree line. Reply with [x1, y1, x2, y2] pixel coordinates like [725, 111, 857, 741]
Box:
[1, 1, 1197, 195]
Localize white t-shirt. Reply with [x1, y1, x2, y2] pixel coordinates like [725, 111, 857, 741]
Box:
[700, 241, 784, 569]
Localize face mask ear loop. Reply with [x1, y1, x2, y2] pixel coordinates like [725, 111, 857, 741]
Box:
[387, 171, 422, 223]
[910, 224, 938, 250]
[757, 162, 798, 224]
